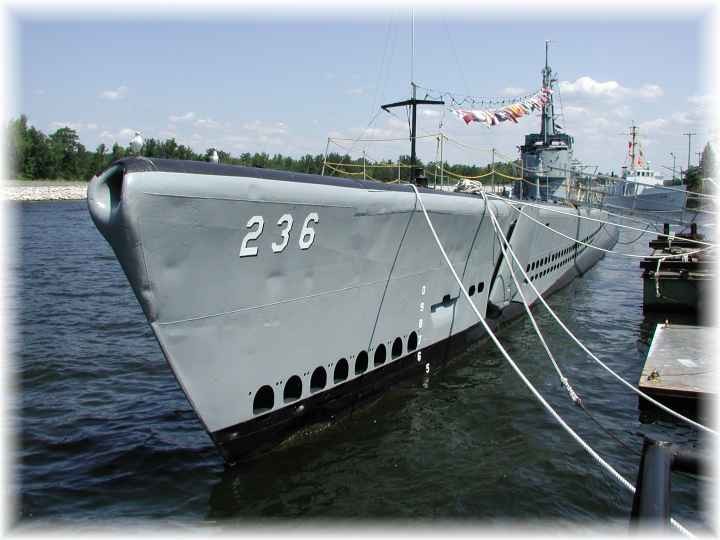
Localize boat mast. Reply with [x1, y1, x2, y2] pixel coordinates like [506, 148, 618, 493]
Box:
[541, 40, 556, 146]
[381, 11, 444, 184]
[629, 124, 638, 171]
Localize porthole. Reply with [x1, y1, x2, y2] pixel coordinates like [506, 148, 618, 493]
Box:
[478, 282, 484, 292]
[469, 284, 476, 296]
[374, 343, 387, 366]
[283, 375, 302, 403]
[355, 351, 368, 374]
[408, 331, 418, 352]
[253, 385, 274, 415]
[334, 358, 349, 383]
[391, 337, 403, 359]
[310, 366, 327, 392]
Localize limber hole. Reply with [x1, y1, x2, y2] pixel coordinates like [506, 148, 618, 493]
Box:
[355, 351, 368, 375]
[391, 337, 403, 359]
[253, 385, 274, 415]
[408, 331, 418, 352]
[283, 375, 302, 403]
[310, 367, 327, 393]
[374, 343, 386, 366]
[334, 358, 349, 383]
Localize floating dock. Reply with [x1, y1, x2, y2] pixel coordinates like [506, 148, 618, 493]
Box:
[640, 223, 713, 313]
[639, 323, 716, 411]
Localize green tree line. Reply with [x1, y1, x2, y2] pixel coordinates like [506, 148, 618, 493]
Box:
[7, 115, 519, 183]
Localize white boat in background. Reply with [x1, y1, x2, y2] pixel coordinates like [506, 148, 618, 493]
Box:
[605, 125, 687, 212]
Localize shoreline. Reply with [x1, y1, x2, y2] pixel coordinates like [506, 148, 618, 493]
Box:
[2, 181, 88, 201]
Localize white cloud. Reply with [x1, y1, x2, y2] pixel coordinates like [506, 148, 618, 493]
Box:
[330, 116, 410, 144]
[194, 117, 221, 129]
[98, 128, 136, 143]
[241, 120, 288, 136]
[421, 109, 441, 117]
[562, 105, 588, 116]
[118, 128, 136, 140]
[637, 84, 664, 99]
[559, 77, 624, 98]
[501, 87, 527, 97]
[639, 118, 669, 133]
[100, 85, 128, 101]
[346, 87, 366, 96]
[50, 121, 98, 131]
[687, 94, 716, 108]
[169, 112, 195, 122]
[559, 76, 663, 100]
[158, 130, 178, 140]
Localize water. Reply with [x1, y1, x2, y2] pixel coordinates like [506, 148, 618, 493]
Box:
[10, 200, 713, 530]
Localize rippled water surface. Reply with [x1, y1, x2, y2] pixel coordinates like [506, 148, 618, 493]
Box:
[10, 200, 714, 530]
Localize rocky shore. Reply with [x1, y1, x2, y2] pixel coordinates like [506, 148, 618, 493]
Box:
[2, 181, 88, 201]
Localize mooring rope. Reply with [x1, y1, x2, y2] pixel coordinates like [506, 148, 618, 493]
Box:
[481, 198, 666, 461]
[487, 196, 715, 261]
[408, 185, 694, 537]
[477, 194, 717, 437]
[489, 195, 716, 248]
[483, 194, 581, 405]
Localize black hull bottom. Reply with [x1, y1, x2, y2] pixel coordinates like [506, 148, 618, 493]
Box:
[212, 262, 587, 466]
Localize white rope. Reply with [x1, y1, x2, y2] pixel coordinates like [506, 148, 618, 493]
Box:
[487, 196, 714, 261]
[408, 185, 694, 536]
[481, 191, 580, 405]
[490, 195, 716, 248]
[479, 194, 717, 437]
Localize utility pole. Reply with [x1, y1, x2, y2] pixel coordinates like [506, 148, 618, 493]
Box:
[491, 148, 495, 193]
[362, 149, 366, 180]
[670, 152, 676, 182]
[683, 132, 696, 174]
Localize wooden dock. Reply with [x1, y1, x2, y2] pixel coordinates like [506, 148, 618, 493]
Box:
[639, 324, 716, 409]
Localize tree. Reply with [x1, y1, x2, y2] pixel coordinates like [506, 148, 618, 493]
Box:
[7, 115, 28, 178]
[49, 127, 84, 179]
[700, 142, 716, 179]
[111, 142, 125, 163]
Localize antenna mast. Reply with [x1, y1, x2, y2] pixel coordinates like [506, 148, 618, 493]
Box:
[629, 124, 638, 170]
[381, 9, 444, 185]
[683, 131, 696, 173]
[541, 40, 555, 145]
[410, 7, 414, 89]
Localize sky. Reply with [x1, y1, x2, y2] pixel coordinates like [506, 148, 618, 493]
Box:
[9, 3, 718, 175]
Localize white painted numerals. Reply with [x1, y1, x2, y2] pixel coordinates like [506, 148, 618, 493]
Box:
[299, 212, 319, 250]
[271, 214, 293, 253]
[239, 212, 318, 258]
[239, 216, 264, 257]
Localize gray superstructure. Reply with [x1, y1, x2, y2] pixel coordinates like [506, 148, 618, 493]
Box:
[88, 157, 618, 463]
[516, 42, 574, 201]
